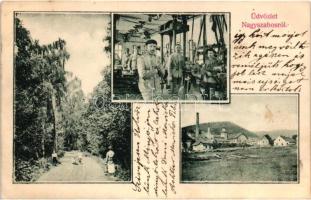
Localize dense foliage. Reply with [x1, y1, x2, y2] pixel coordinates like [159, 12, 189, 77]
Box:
[14, 17, 131, 182]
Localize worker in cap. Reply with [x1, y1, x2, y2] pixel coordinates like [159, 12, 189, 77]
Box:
[166, 43, 185, 97]
[137, 39, 164, 100]
[121, 48, 131, 70]
[128, 45, 139, 71]
[145, 39, 157, 45]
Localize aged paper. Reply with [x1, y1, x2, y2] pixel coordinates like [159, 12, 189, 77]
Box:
[1, 1, 310, 199]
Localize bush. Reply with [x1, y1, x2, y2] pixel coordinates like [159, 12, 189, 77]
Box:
[15, 158, 53, 182]
[15, 160, 32, 182]
[114, 167, 131, 181]
[37, 157, 52, 170]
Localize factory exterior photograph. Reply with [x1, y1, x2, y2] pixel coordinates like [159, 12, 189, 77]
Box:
[181, 94, 298, 183]
[112, 13, 230, 102]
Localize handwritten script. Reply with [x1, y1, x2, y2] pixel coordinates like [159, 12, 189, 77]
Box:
[231, 28, 309, 92]
[132, 103, 178, 198]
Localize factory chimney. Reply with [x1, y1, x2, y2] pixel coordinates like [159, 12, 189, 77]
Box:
[195, 112, 200, 138]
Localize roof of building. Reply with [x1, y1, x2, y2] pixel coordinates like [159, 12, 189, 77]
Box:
[192, 141, 202, 146]
[261, 134, 272, 140]
[278, 135, 296, 143]
[193, 140, 213, 146]
[259, 134, 274, 145]
[228, 133, 248, 140]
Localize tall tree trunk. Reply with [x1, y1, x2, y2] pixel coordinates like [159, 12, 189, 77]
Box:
[41, 123, 45, 157]
[40, 105, 47, 157]
[40, 103, 49, 158]
[51, 91, 58, 153]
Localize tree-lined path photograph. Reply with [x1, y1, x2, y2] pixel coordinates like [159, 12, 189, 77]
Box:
[14, 13, 131, 183]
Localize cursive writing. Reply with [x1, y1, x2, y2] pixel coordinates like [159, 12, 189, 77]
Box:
[232, 28, 309, 93]
[132, 103, 178, 198]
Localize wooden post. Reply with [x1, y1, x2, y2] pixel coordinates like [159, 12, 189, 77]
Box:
[169, 35, 172, 54]
[197, 17, 203, 48]
[189, 40, 193, 62]
[203, 15, 207, 63]
[195, 16, 204, 62]
[182, 17, 187, 59]
[172, 29, 176, 52]
[161, 34, 164, 64]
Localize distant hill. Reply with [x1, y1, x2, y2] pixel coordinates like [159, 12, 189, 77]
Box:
[256, 129, 298, 139]
[182, 121, 258, 138]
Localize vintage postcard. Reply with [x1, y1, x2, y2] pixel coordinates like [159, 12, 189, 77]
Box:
[0, 1, 310, 200]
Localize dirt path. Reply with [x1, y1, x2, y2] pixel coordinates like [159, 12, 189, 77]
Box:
[37, 151, 118, 182]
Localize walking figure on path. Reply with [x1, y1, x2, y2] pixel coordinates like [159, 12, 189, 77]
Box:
[105, 146, 116, 174]
[78, 152, 83, 164]
[52, 150, 58, 166]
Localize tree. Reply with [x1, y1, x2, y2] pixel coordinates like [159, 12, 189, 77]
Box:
[62, 76, 86, 151]
[82, 72, 131, 170]
[14, 17, 70, 181]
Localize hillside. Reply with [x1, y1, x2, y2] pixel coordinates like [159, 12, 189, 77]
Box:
[182, 121, 258, 138]
[256, 129, 298, 139]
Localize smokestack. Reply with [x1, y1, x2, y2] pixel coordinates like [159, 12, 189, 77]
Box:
[207, 127, 211, 135]
[195, 112, 200, 138]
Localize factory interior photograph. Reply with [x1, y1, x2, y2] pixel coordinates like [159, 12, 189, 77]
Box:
[112, 13, 230, 102]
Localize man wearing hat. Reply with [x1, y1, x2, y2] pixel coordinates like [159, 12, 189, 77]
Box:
[122, 48, 131, 70]
[137, 39, 163, 100]
[166, 43, 185, 96]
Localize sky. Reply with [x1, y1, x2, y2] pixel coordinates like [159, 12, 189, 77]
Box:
[18, 13, 110, 95]
[181, 95, 298, 132]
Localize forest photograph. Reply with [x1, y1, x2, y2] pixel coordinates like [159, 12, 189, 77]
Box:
[14, 13, 131, 183]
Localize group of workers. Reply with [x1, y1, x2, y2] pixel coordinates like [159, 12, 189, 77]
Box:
[120, 39, 225, 101]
